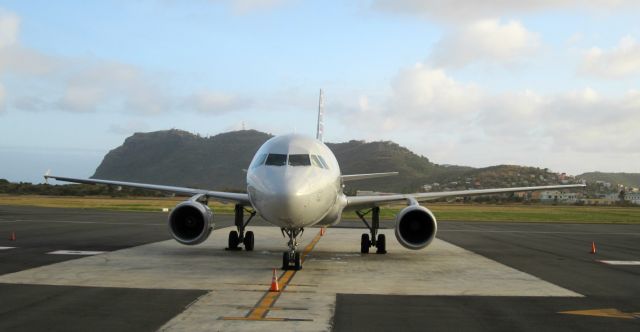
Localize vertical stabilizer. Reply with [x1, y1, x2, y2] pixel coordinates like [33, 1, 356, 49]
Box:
[316, 89, 324, 142]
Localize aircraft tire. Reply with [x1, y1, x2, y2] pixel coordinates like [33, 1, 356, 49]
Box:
[294, 252, 302, 270]
[282, 252, 289, 270]
[376, 234, 387, 254]
[360, 234, 370, 254]
[243, 231, 255, 251]
[228, 231, 239, 249]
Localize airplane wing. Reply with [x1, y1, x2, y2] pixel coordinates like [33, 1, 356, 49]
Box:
[346, 184, 586, 209]
[44, 174, 251, 205]
[341, 172, 399, 182]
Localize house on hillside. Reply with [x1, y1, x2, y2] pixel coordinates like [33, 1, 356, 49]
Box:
[625, 192, 640, 205]
[539, 190, 578, 203]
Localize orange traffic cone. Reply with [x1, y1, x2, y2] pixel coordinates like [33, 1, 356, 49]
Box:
[590, 241, 596, 254]
[9, 232, 16, 241]
[269, 268, 280, 292]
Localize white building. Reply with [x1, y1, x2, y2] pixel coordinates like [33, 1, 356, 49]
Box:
[539, 191, 578, 203]
[625, 192, 640, 205]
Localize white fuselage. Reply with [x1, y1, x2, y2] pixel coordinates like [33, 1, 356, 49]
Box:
[246, 134, 346, 229]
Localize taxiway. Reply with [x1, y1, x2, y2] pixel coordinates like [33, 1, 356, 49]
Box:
[1, 205, 638, 331]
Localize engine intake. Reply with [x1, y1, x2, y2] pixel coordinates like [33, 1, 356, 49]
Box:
[394, 205, 438, 250]
[168, 200, 214, 245]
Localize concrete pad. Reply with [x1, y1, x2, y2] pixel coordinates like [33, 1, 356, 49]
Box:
[0, 226, 581, 331]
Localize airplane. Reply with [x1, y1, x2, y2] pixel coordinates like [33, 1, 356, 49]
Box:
[44, 89, 585, 270]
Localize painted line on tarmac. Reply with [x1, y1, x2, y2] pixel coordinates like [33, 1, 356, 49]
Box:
[0, 246, 17, 250]
[47, 250, 106, 255]
[597, 260, 640, 266]
[220, 230, 323, 322]
[440, 229, 640, 236]
[0, 219, 164, 226]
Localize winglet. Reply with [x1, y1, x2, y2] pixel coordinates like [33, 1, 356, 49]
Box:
[44, 169, 51, 184]
[316, 88, 324, 142]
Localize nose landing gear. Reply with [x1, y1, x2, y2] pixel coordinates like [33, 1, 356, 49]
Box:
[281, 228, 303, 270]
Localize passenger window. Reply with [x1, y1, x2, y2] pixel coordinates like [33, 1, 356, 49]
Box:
[288, 154, 311, 166]
[265, 154, 287, 166]
[310, 155, 324, 168]
[251, 153, 268, 169]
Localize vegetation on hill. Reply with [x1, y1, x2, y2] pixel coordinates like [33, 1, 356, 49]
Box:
[577, 172, 640, 188]
[6, 129, 623, 198]
[93, 129, 476, 193]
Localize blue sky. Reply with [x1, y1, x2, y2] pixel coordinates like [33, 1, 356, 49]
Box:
[1, 0, 639, 183]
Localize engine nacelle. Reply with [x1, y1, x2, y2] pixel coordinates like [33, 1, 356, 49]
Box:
[168, 200, 214, 245]
[394, 205, 438, 250]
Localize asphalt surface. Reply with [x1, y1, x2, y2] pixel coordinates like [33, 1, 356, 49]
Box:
[1, 205, 639, 331]
[334, 220, 640, 331]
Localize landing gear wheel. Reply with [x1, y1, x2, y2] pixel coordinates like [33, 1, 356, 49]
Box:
[282, 252, 289, 270]
[243, 231, 255, 251]
[294, 252, 302, 270]
[228, 230, 240, 249]
[282, 251, 302, 270]
[361, 234, 370, 254]
[376, 234, 387, 254]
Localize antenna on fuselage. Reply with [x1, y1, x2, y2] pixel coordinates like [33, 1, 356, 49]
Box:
[316, 89, 324, 142]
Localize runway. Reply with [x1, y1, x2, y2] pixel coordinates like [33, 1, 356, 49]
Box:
[1, 205, 639, 331]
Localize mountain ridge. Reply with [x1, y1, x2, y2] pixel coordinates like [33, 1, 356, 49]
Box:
[92, 129, 634, 193]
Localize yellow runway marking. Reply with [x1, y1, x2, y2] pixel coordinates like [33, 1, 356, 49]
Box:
[221, 229, 325, 322]
[559, 308, 640, 320]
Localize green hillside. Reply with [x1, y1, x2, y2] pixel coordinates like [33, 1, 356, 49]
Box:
[577, 172, 640, 188]
[91, 129, 582, 193]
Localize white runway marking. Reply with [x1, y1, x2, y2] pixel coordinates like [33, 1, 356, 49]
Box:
[0, 246, 17, 250]
[598, 260, 640, 266]
[48, 250, 106, 255]
[0, 219, 163, 226]
[440, 229, 640, 236]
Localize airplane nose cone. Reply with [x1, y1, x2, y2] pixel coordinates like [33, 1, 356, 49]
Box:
[248, 170, 327, 227]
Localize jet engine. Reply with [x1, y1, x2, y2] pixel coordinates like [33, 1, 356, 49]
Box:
[168, 200, 214, 245]
[394, 205, 438, 250]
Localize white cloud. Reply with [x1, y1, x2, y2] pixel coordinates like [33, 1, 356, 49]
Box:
[56, 61, 170, 114]
[340, 64, 640, 173]
[372, 0, 640, 22]
[0, 9, 19, 48]
[388, 64, 481, 119]
[581, 36, 640, 78]
[430, 19, 540, 68]
[0, 7, 252, 116]
[183, 90, 252, 114]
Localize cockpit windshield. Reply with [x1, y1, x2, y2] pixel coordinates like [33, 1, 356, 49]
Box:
[259, 153, 328, 169]
[288, 154, 311, 166]
[265, 153, 287, 166]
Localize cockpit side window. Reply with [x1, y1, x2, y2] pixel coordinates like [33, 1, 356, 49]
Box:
[251, 153, 268, 169]
[265, 153, 287, 166]
[310, 155, 324, 168]
[288, 154, 311, 166]
[317, 155, 330, 169]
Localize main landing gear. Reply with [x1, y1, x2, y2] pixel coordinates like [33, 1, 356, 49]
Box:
[227, 204, 257, 251]
[281, 228, 303, 270]
[356, 206, 386, 254]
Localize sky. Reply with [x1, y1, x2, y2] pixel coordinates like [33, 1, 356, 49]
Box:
[1, 0, 639, 183]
